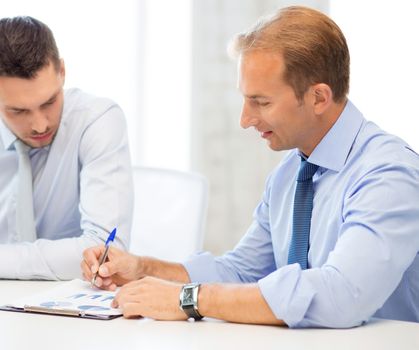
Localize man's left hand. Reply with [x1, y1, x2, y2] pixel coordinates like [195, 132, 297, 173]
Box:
[112, 276, 188, 320]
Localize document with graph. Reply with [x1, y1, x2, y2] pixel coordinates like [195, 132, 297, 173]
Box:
[0, 279, 122, 320]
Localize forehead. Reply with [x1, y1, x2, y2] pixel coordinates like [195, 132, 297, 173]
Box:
[238, 50, 286, 95]
[0, 63, 61, 109]
[239, 49, 285, 69]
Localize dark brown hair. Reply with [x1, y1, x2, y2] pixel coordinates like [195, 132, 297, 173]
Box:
[231, 6, 350, 103]
[0, 16, 60, 78]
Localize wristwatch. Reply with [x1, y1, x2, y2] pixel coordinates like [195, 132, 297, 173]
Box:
[179, 282, 203, 320]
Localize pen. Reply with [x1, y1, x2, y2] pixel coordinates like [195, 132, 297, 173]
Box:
[91, 227, 117, 288]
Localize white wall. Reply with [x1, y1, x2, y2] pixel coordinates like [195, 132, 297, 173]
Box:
[141, 0, 192, 170]
[191, 0, 329, 255]
[0, 0, 144, 166]
[0, 0, 193, 170]
[330, 1, 419, 151]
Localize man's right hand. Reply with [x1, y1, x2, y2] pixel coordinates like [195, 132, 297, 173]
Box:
[81, 246, 143, 290]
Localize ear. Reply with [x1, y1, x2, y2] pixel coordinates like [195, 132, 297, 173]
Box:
[311, 83, 333, 115]
[59, 59, 66, 85]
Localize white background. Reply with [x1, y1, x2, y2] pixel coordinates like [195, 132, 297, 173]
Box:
[331, 1, 419, 151]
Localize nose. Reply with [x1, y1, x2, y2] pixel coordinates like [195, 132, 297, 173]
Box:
[31, 111, 49, 134]
[240, 101, 259, 129]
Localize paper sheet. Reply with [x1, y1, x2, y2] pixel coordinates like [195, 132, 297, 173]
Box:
[3, 279, 122, 319]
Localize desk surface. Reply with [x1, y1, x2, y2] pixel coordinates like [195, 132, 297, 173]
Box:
[1, 280, 418, 350]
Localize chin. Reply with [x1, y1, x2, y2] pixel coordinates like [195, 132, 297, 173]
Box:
[267, 143, 282, 152]
[268, 142, 291, 152]
[25, 131, 56, 148]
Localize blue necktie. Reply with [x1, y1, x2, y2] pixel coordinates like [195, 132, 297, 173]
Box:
[288, 158, 319, 270]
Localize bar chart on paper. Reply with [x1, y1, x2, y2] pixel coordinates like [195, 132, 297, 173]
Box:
[0, 279, 122, 319]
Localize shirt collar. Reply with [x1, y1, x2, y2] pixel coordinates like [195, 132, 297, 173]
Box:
[0, 118, 18, 150]
[307, 100, 364, 172]
[0, 118, 51, 154]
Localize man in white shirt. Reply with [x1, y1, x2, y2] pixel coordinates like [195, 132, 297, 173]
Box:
[0, 16, 133, 280]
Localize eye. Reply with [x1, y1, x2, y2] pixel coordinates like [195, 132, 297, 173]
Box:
[9, 109, 26, 116]
[42, 99, 56, 109]
[253, 99, 271, 108]
[249, 99, 270, 108]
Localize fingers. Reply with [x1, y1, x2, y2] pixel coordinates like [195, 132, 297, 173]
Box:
[97, 247, 133, 277]
[95, 246, 123, 277]
[80, 259, 92, 282]
[111, 297, 118, 308]
[82, 245, 140, 289]
[98, 260, 118, 278]
[108, 282, 118, 291]
[80, 247, 101, 281]
[122, 303, 143, 319]
[82, 246, 105, 276]
[112, 280, 140, 307]
[81, 246, 110, 288]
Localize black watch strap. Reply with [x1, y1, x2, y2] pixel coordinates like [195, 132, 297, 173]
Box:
[182, 304, 203, 320]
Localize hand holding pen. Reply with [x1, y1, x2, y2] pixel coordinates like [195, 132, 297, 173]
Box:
[82, 241, 144, 291]
[91, 227, 117, 288]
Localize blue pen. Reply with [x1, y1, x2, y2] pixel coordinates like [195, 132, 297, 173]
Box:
[91, 227, 117, 288]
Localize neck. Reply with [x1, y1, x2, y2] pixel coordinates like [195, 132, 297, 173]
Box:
[300, 99, 347, 156]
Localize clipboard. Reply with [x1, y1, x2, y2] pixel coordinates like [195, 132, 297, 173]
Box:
[0, 279, 122, 320]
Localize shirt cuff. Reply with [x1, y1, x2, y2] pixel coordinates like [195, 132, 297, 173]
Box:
[182, 251, 221, 283]
[258, 263, 316, 328]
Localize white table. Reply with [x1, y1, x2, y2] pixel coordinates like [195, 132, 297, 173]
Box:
[1, 280, 418, 350]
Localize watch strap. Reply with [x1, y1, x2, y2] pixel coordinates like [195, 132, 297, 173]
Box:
[182, 304, 203, 320]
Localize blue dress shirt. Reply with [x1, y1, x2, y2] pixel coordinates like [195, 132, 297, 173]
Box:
[184, 101, 419, 328]
[0, 88, 133, 280]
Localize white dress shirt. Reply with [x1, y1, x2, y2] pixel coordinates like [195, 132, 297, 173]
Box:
[0, 88, 133, 280]
[184, 101, 419, 328]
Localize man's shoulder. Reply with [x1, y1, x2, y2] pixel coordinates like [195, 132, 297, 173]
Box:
[340, 121, 419, 192]
[56, 88, 126, 145]
[353, 121, 419, 168]
[63, 88, 120, 121]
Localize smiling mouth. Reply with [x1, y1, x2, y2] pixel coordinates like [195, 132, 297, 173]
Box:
[261, 131, 273, 139]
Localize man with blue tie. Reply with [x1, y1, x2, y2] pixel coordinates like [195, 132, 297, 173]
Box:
[82, 6, 419, 328]
[0, 16, 133, 280]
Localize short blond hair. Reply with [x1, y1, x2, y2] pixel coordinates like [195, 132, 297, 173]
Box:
[231, 6, 349, 103]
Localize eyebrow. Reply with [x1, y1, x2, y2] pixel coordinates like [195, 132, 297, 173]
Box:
[5, 89, 60, 111]
[246, 95, 270, 99]
[6, 106, 27, 113]
[40, 91, 59, 107]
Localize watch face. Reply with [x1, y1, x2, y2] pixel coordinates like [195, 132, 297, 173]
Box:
[183, 288, 194, 304]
